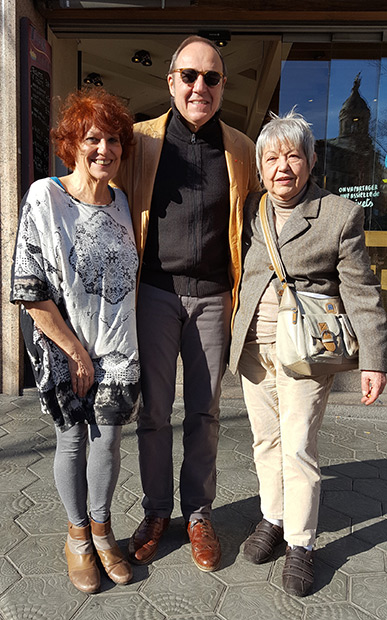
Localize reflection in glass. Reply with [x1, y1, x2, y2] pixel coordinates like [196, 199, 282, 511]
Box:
[278, 43, 387, 307]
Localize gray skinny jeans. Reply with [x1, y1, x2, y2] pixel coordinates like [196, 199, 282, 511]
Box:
[54, 423, 122, 527]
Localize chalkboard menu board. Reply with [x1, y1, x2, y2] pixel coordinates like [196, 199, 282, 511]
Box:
[20, 18, 52, 196]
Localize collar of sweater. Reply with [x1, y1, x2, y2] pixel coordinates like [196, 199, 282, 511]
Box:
[267, 183, 309, 210]
[168, 99, 222, 144]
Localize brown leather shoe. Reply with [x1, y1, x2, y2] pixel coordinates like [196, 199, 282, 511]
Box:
[90, 517, 132, 585]
[282, 545, 314, 597]
[243, 519, 284, 564]
[65, 522, 100, 594]
[128, 516, 170, 564]
[187, 519, 221, 572]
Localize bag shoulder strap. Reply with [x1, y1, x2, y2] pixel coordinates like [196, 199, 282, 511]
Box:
[259, 193, 288, 290]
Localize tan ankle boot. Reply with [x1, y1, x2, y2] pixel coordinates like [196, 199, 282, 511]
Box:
[90, 516, 132, 585]
[65, 522, 100, 593]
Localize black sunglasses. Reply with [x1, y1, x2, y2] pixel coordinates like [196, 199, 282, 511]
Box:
[171, 68, 224, 87]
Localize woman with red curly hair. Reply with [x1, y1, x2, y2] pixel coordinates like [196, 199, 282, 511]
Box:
[11, 88, 139, 594]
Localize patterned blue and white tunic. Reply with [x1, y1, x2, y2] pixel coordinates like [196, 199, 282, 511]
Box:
[11, 177, 141, 431]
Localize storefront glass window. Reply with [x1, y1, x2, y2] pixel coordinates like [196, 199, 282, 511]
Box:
[279, 41, 387, 306]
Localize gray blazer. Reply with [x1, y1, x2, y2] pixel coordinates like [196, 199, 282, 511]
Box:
[229, 181, 387, 373]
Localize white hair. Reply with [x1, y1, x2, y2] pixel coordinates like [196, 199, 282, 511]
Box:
[256, 109, 316, 177]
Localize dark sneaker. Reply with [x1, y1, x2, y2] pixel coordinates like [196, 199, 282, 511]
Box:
[282, 545, 314, 597]
[243, 518, 284, 564]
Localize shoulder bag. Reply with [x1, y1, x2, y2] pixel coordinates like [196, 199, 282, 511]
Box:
[259, 193, 359, 376]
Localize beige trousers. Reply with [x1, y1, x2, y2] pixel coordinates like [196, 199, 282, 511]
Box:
[239, 341, 334, 547]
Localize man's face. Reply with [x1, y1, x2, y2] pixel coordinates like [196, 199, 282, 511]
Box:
[167, 41, 226, 132]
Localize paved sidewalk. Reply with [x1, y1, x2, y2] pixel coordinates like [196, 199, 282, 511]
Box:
[0, 370, 387, 619]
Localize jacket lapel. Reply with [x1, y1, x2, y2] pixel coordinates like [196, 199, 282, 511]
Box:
[278, 181, 322, 248]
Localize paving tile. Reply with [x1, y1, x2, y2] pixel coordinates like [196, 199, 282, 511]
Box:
[355, 427, 387, 444]
[120, 451, 141, 473]
[271, 556, 348, 604]
[0, 492, 33, 519]
[233, 440, 254, 458]
[215, 450, 252, 471]
[351, 573, 387, 619]
[72, 592, 164, 620]
[121, 471, 145, 499]
[0, 401, 19, 415]
[170, 616, 221, 620]
[0, 417, 48, 434]
[27, 457, 55, 483]
[323, 491, 382, 520]
[214, 549, 272, 586]
[352, 517, 387, 552]
[0, 414, 13, 428]
[0, 461, 38, 492]
[120, 427, 139, 454]
[317, 502, 351, 530]
[328, 461, 381, 480]
[35, 423, 56, 440]
[110, 485, 138, 515]
[332, 435, 377, 451]
[212, 484, 235, 510]
[7, 533, 66, 576]
[0, 493, 32, 554]
[16, 490, 67, 535]
[376, 440, 387, 452]
[1, 389, 387, 620]
[229, 494, 262, 523]
[0, 575, 87, 620]
[0, 520, 27, 556]
[317, 440, 355, 461]
[353, 479, 387, 502]
[223, 426, 254, 443]
[321, 472, 353, 491]
[217, 434, 239, 450]
[0, 558, 21, 597]
[216, 468, 259, 496]
[104, 511, 136, 545]
[218, 407, 251, 427]
[0, 432, 46, 466]
[220, 394, 247, 415]
[151, 524, 192, 568]
[219, 583, 304, 620]
[317, 534, 386, 574]
[142, 565, 225, 616]
[304, 602, 376, 619]
[211, 505, 254, 569]
[318, 455, 331, 468]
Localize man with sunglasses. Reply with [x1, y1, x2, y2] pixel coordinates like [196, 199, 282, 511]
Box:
[114, 35, 259, 572]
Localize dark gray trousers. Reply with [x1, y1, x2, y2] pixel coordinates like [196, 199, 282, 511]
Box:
[137, 283, 232, 522]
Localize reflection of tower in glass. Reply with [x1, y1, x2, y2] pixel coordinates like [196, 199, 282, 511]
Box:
[316, 72, 386, 230]
[319, 73, 375, 194]
[339, 73, 370, 138]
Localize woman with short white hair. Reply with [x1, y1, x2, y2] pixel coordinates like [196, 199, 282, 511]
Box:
[230, 110, 387, 597]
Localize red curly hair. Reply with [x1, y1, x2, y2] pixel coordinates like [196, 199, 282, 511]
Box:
[52, 88, 133, 169]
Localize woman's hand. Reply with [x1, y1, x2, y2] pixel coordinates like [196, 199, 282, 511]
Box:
[23, 299, 95, 397]
[361, 371, 386, 405]
[67, 348, 95, 398]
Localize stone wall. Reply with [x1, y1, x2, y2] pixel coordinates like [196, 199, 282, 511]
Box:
[0, 0, 45, 394]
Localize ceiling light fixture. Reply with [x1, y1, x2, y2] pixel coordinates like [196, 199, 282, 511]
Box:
[198, 30, 231, 48]
[83, 72, 103, 86]
[131, 50, 152, 67]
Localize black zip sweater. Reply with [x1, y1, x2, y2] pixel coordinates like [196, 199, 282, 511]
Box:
[140, 104, 231, 297]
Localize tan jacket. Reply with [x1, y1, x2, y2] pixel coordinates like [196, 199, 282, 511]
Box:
[114, 110, 259, 324]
